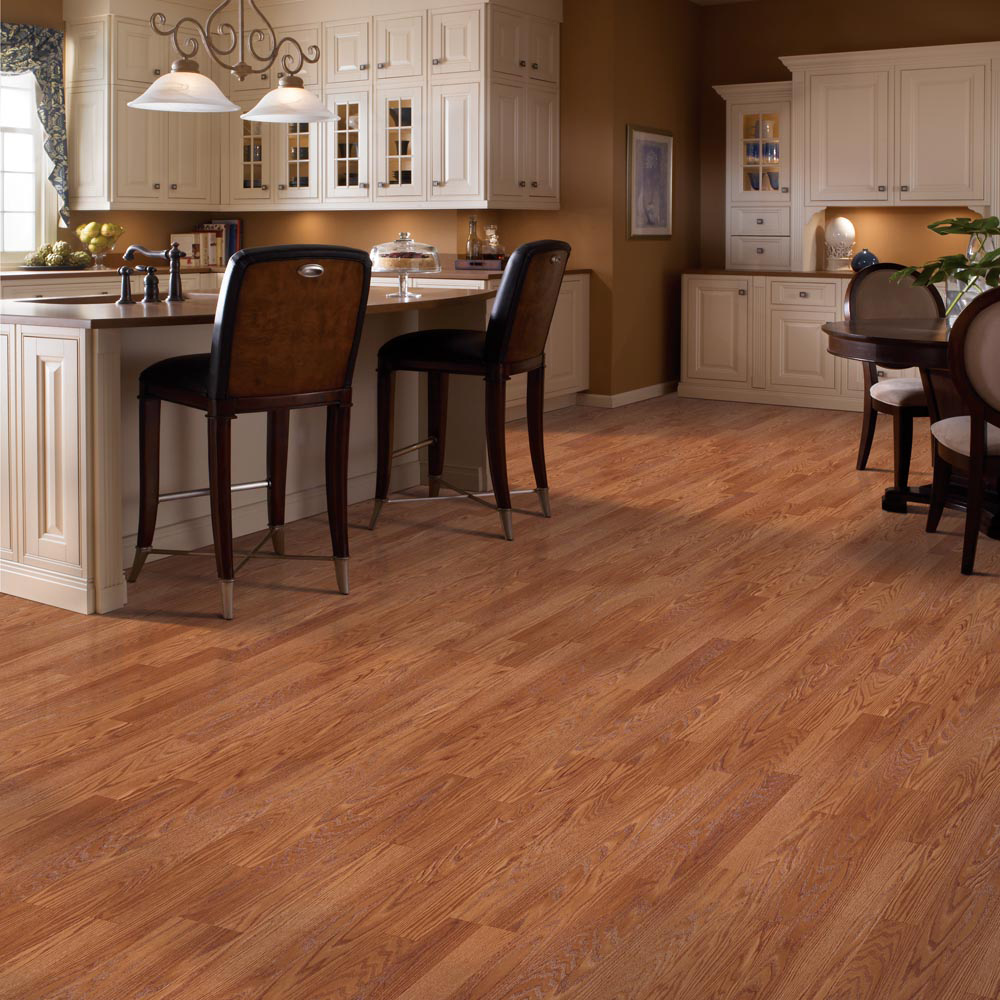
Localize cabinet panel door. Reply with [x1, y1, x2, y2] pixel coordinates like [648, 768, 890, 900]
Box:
[0, 326, 14, 562]
[685, 279, 750, 383]
[431, 10, 480, 75]
[113, 88, 165, 202]
[375, 86, 423, 198]
[20, 332, 84, 573]
[528, 20, 558, 83]
[68, 87, 108, 204]
[375, 15, 424, 79]
[767, 309, 838, 390]
[731, 102, 790, 204]
[229, 106, 273, 202]
[326, 91, 370, 200]
[491, 8, 524, 78]
[430, 83, 480, 199]
[114, 18, 168, 84]
[489, 83, 524, 198]
[275, 112, 320, 202]
[276, 25, 320, 88]
[326, 20, 370, 84]
[67, 19, 106, 84]
[229, 38, 273, 94]
[526, 87, 558, 199]
[898, 64, 986, 203]
[809, 71, 889, 203]
[167, 111, 213, 202]
[542, 275, 589, 397]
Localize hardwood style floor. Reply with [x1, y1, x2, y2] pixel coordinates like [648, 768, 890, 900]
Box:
[2, 396, 999, 1000]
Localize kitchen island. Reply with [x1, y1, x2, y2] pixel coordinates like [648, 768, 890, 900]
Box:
[0, 286, 496, 614]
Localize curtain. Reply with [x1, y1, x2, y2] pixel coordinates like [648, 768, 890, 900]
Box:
[1, 23, 70, 225]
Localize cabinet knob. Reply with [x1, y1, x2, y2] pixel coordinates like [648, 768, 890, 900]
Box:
[878, 184, 887, 192]
[432, 58, 440, 65]
[531, 181, 539, 188]
[519, 60, 527, 67]
[153, 182, 161, 189]
[799, 291, 808, 298]
[738, 289, 746, 296]
[532, 62, 539, 70]
[170, 183, 177, 190]
[153, 68, 161, 76]
[360, 181, 369, 189]
[755, 247, 764, 254]
[900, 184, 910, 192]
[278, 183, 286, 190]
[518, 180, 526, 187]
[359, 63, 368, 70]
[780, 186, 789, 193]
[378, 181, 388, 187]
[756, 218, 764, 225]
[377, 62, 385, 69]
[261, 183, 269, 190]
[260, 73, 267, 80]
[432, 180, 442, 186]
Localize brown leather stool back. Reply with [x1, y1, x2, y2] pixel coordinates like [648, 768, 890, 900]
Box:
[209, 245, 372, 402]
[846, 262, 944, 321]
[485, 240, 571, 365]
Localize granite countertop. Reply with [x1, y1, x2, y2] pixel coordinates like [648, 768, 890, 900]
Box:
[0, 286, 496, 330]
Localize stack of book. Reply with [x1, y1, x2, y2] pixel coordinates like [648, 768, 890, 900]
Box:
[170, 220, 242, 268]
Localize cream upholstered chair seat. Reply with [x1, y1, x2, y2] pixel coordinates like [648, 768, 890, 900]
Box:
[869, 377, 926, 408]
[930, 416, 1000, 457]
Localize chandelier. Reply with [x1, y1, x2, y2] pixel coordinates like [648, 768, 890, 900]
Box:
[128, 0, 334, 122]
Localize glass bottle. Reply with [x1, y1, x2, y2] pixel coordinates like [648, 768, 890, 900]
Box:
[466, 216, 481, 260]
[483, 224, 506, 261]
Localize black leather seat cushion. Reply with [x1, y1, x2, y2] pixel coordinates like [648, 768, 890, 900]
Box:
[378, 329, 488, 368]
[140, 353, 211, 396]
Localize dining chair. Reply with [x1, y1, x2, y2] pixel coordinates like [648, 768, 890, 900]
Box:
[845, 264, 944, 490]
[926, 287, 1000, 574]
[369, 240, 571, 541]
[126, 245, 372, 619]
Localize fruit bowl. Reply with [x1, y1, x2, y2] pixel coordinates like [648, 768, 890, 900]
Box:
[75, 221, 125, 270]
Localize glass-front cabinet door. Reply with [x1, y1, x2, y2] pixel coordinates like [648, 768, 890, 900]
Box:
[325, 91, 370, 200]
[732, 102, 789, 204]
[275, 114, 320, 203]
[230, 103, 271, 202]
[375, 86, 423, 199]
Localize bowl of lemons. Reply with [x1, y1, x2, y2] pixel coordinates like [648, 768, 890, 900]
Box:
[22, 240, 93, 270]
[75, 221, 126, 270]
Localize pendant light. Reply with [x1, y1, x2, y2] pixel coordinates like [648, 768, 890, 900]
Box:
[127, 58, 239, 114]
[242, 74, 333, 123]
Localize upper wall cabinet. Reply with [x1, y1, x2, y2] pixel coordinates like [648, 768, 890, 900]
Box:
[491, 8, 558, 83]
[375, 14, 424, 80]
[430, 9, 480, 75]
[326, 20, 370, 84]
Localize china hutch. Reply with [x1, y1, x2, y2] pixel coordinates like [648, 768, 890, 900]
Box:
[682, 40, 1000, 413]
[63, 0, 562, 212]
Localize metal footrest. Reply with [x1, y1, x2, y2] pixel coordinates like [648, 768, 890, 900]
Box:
[157, 479, 270, 503]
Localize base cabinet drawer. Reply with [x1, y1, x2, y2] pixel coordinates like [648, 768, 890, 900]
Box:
[683, 276, 750, 383]
[769, 279, 839, 308]
[731, 207, 790, 236]
[730, 236, 790, 270]
[767, 308, 839, 391]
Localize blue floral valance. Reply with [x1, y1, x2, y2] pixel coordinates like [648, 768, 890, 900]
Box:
[1, 23, 70, 225]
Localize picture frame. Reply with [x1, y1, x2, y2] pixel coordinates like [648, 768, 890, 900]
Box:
[627, 125, 673, 240]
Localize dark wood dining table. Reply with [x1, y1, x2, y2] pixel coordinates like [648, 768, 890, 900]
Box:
[823, 316, 1000, 538]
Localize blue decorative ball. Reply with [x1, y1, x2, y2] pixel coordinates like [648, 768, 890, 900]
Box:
[851, 248, 879, 272]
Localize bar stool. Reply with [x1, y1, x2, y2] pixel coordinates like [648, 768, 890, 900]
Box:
[370, 239, 571, 541]
[845, 263, 944, 486]
[126, 245, 372, 619]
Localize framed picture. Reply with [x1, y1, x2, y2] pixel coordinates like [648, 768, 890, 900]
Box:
[627, 125, 673, 239]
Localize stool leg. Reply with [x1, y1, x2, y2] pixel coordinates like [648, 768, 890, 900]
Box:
[326, 403, 351, 595]
[208, 415, 235, 620]
[926, 447, 952, 534]
[427, 372, 448, 497]
[962, 441, 985, 576]
[527, 367, 550, 517]
[893, 410, 914, 492]
[856, 395, 877, 471]
[127, 392, 161, 583]
[267, 409, 290, 554]
[485, 376, 513, 541]
[370, 367, 395, 530]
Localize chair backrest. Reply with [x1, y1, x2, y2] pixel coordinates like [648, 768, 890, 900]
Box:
[845, 262, 944, 322]
[485, 240, 571, 365]
[209, 245, 371, 400]
[950, 286, 1000, 428]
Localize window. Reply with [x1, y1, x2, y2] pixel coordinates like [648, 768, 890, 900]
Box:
[0, 72, 55, 264]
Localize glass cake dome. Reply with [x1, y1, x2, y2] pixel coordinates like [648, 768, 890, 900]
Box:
[370, 232, 441, 300]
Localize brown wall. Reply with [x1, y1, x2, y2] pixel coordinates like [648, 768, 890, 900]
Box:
[699, 0, 1000, 268]
[1, 0, 63, 29]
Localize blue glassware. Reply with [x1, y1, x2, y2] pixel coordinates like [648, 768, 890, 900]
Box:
[851, 248, 879, 272]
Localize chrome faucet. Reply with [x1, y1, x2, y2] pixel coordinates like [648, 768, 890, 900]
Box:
[122, 242, 185, 302]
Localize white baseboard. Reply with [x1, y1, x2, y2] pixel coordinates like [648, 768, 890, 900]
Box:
[677, 382, 865, 413]
[0, 558, 94, 614]
[577, 381, 677, 409]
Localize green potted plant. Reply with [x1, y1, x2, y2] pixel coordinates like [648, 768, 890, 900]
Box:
[894, 215, 1000, 325]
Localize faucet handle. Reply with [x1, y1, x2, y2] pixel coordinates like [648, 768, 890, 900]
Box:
[116, 265, 135, 306]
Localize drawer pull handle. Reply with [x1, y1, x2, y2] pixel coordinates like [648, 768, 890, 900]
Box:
[532, 62, 539, 70]
[377, 62, 385, 69]
[519, 60, 527, 67]
[756, 218, 764, 225]
[153, 68, 161, 76]
[359, 63, 368, 70]
[781, 186, 788, 193]
[738, 289, 746, 296]
[878, 185, 886, 192]
[900, 184, 910, 192]
[432, 58, 440, 65]
[799, 291, 808, 298]
[755, 247, 765, 255]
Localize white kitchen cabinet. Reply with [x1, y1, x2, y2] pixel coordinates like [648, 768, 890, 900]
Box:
[375, 86, 423, 198]
[228, 99, 273, 202]
[0, 325, 14, 564]
[527, 19, 558, 83]
[683, 277, 750, 385]
[325, 20, 370, 84]
[487, 81, 557, 204]
[766, 308, 838, 392]
[490, 8, 524, 78]
[897, 64, 986, 203]
[808, 70, 890, 203]
[489, 82, 523, 198]
[114, 17, 168, 85]
[430, 82, 480, 199]
[66, 18, 106, 84]
[375, 14, 424, 80]
[275, 112, 321, 203]
[113, 86, 165, 202]
[325, 90, 371, 200]
[67, 86, 108, 205]
[277, 26, 320, 88]
[729, 236, 790, 270]
[430, 9, 480, 75]
[526, 86, 558, 198]
[167, 110, 215, 203]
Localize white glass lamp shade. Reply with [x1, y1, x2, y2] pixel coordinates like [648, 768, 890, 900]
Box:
[826, 216, 856, 245]
[241, 78, 335, 123]
[127, 62, 239, 113]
